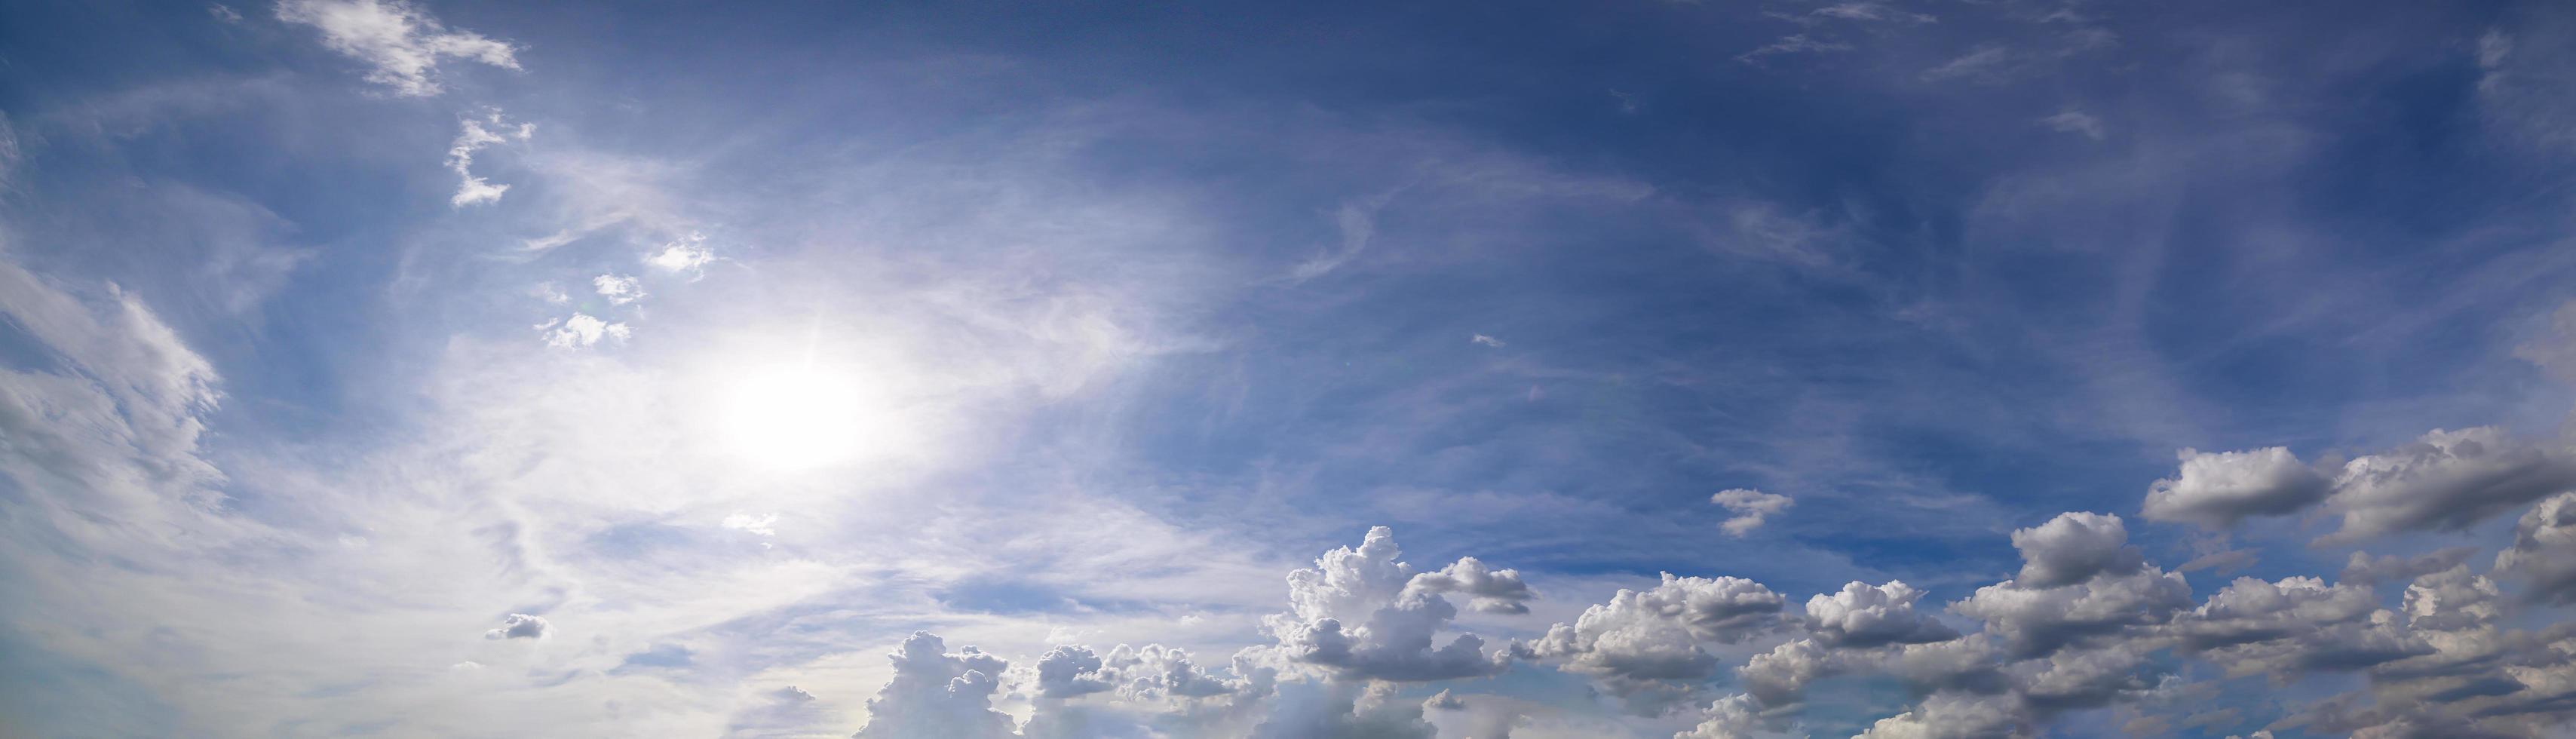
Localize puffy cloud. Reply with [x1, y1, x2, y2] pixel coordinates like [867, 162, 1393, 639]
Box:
[1710, 489, 1793, 537]
[1514, 574, 1785, 693]
[593, 274, 645, 305]
[1803, 581, 1958, 648]
[2494, 492, 2576, 604]
[1421, 689, 1521, 739]
[275, 0, 520, 97]
[537, 313, 630, 348]
[2007, 512, 2142, 588]
[2169, 576, 2377, 652]
[1034, 645, 1115, 699]
[1856, 692, 2029, 738]
[1261, 527, 1510, 682]
[445, 112, 532, 207]
[2320, 428, 2576, 544]
[1952, 566, 2191, 658]
[2142, 447, 2332, 529]
[483, 612, 548, 639]
[2341, 547, 2479, 586]
[853, 632, 1015, 739]
[1247, 680, 1434, 739]
[647, 233, 716, 273]
[1405, 557, 1535, 615]
[1676, 694, 1765, 738]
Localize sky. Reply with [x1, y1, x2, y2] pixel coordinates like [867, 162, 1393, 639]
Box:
[3, 0, 2576, 737]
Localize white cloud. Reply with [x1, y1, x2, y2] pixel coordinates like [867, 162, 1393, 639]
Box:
[446, 112, 532, 207]
[1513, 573, 1783, 710]
[719, 512, 777, 537]
[2007, 512, 2142, 588]
[852, 632, 1015, 739]
[207, 4, 243, 23]
[1805, 581, 1957, 648]
[1469, 333, 1505, 348]
[536, 313, 630, 348]
[2040, 109, 2105, 140]
[593, 274, 644, 305]
[2320, 427, 2576, 543]
[2142, 446, 2332, 529]
[646, 233, 715, 273]
[1710, 488, 1793, 537]
[274, 0, 520, 97]
[1259, 527, 1512, 682]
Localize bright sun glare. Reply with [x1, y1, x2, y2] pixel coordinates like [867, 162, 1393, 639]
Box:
[720, 364, 879, 470]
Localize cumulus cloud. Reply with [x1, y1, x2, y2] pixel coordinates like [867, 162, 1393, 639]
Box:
[483, 612, 549, 639]
[1513, 573, 1783, 711]
[275, 0, 520, 97]
[2494, 492, 2576, 604]
[1405, 556, 1536, 615]
[536, 313, 630, 348]
[2341, 547, 2479, 586]
[1710, 489, 1793, 537]
[446, 112, 532, 207]
[2320, 428, 2576, 543]
[2007, 512, 2143, 588]
[853, 632, 1015, 739]
[2142, 447, 2332, 529]
[593, 274, 644, 305]
[1260, 527, 1512, 682]
[1804, 581, 1957, 648]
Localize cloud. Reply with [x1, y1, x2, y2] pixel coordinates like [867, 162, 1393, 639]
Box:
[593, 274, 644, 305]
[274, 0, 520, 97]
[2340, 547, 2478, 586]
[2320, 428, 2576, 543]
[207, 4, 242, 23]
[852, 632, 1015, 739]
[535, 313, 630, 348]
[1804, 581, 1957, 648]
[1405, 556, 1536, 615]
[2494, 492, 2576, 604]
[1921, 46, 2013, 83]
[1469, 333, 1505, 348]
[1710, 489, 1793, 537]
[1513, 573, 1784, 711]
[2142, 447, 2333, 529]
[1736, 34, 1854, 65]
[2007, 512, 2143, 588]
[483, 612, 550, 639]
[1260, 527, 1511, 682]
[646, 233, 716, 273]
[2040, 110, 2105, 140]
[719, 512, 777, 537]
[446, 111, 532, 207]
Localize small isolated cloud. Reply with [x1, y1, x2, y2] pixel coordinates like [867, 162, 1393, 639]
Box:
[646, 233, 714, 274]
[1710, 488, 1792, 536]
[1811, 2, 1934, 23]
[483, 612, 549, 640]
[446, 111, 532, 207]
[592, 274, 644, 305]
[536, 313, 630, 348]
[722, 512, 778, 537]
[1921, 46, 2013, 82]
[1470, 333, 1505, 348]
[1737, 34, 1854, 65]
[275, 0, 520, 97]
[207, 4, 242, 23]
[2041, 109, 2106, 140]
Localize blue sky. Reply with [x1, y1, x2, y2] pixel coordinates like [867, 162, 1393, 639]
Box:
[5, 0, 2576, 737]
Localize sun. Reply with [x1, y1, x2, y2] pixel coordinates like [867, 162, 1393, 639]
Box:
[719, 363, 880, 471]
